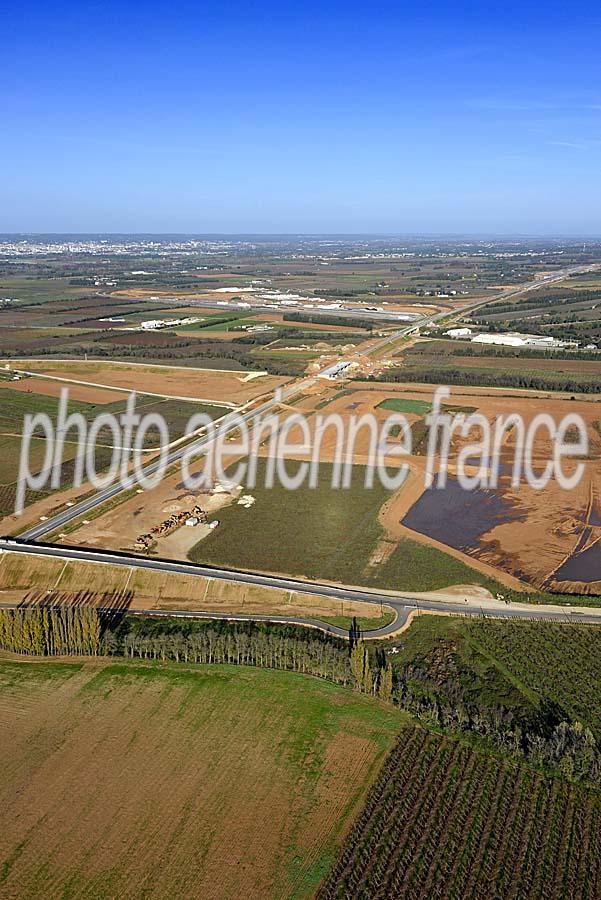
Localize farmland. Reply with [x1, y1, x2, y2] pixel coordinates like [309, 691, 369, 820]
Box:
[188, 459, 498, 593]
[319, 727, 601, 900]
[378, 353, 601, 392]
[0, 379, 226, 519]
[1, 602, 601, 898]
[404, 338, 601, 375]
[2, 239, 601, 600]
[0, 657, 401, 899]
[468, 277, 601, 345]
[189, 460, 392, 581]
[6, 359, 286, 403]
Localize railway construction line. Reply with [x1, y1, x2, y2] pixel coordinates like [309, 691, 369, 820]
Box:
[18, 262, 596, 542]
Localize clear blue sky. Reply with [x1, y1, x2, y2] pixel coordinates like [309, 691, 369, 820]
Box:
[2, 1, 600, 234]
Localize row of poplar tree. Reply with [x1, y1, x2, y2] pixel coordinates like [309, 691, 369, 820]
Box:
[112, 624, 393, 700]
[0, 606, 101, 656]
[0, 606, 393, 700]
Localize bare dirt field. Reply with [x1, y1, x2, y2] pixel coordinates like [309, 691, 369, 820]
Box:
[274, 383, 601, 592]
[4, 360, 288, 405]
[338, 385, 601, 592]
[0, 657, 402, 899]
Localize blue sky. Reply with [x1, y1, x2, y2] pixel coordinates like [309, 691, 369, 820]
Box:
[2, 1, 600, 233]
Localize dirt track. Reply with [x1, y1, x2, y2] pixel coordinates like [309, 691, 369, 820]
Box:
[5, 359, 288, 404]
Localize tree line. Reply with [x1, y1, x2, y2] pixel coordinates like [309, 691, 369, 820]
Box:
[283, 311, 377, 330]
[0, 338, 304, 377]
[473, 287, 601, 317]
[0, 606, 101, 656]
[368, 366, 599, 393]
[397, 658, 601, 785]
[449, 345, 600, 361]
[103, 615, 394, 698]
[2, 607, 599, 785]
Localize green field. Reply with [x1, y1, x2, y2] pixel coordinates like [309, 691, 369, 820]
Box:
[189, 460, 506, 593]
[4, 614, 601, 900]
[0, 276, 91, 303]
[190, 461, 392, 582]
[376, 397, 431, 415]
[0, 657, 402, 899]
[385, 614, 543, 714]
[384, 614, 601, 749]
[173, 313, 261, 332]
[314, 608, 396, 632]
[467, 620, 601, 740]
[0, 385, 225, 437]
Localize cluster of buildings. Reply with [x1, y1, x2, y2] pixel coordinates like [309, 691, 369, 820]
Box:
[211, 288, 421, 321]
[140, 317, 200, 330]
[443, 327, 582, 349]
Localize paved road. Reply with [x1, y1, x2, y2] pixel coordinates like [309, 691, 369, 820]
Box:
[3, 540, 601, 640]
[19, 376, 316, 541]
[19, 262, 596, 542]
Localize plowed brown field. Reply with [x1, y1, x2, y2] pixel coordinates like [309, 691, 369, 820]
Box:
[0, 658, 401, 899]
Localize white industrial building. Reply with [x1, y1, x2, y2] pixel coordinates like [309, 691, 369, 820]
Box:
[471, 332, 562, 348]
[140, 317, 200, 331]
[444, 327, 473, 338]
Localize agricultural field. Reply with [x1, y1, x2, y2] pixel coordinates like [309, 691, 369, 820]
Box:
[0, 296, 352, 375]
[382, 614, 601, 763]
[319, 727, 601, 900]
[190, 461, 392, 581]
[189, 459, 502, 594]
[405, 338, 601, 373]
[0, 657, 402, 899]
[6, 359, 286, 404]
[376, 396, 432, 415]
[397, 338, 601, 392]
[468, 277, 601, 344]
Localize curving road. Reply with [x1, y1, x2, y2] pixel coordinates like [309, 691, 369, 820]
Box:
[2, 539, 601, 640]
[9, 260, 601, 640]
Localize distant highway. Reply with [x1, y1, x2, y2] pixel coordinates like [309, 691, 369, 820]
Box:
[2, 540, 601, 640]
[17, 261, 598, 542]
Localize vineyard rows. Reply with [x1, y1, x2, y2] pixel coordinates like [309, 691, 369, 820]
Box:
[318, 727, 601, 900]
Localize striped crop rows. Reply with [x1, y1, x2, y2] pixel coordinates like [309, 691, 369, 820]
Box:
[318, 727, 601, 900]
